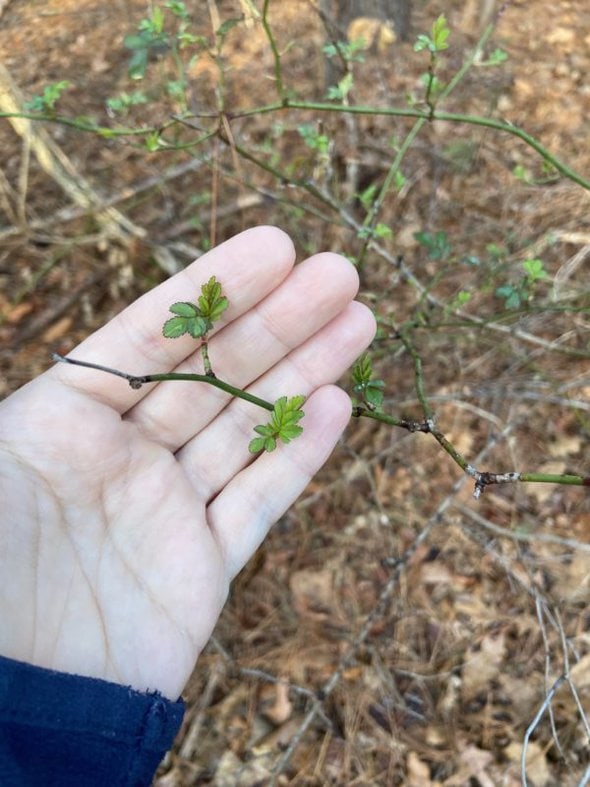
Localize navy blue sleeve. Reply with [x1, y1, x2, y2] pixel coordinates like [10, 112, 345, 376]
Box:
[0, 655, 185, 787]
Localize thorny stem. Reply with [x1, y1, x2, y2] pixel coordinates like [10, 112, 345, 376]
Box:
[354, 406, 590, 495]
[398, 329, 434, 421]
[2, 102, 587, 190]
[55, 353, 590, 495]
[3, 56, 589, 192]
[354, 329, 590, 496]
[224, 101, 590, 190]
[354, 407, 590, 495]
[52, 354, 274, 412]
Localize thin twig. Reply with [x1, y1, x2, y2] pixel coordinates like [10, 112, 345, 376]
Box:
[534, 598, 565, 761]
[261, 0, 286, 103]
[521, 675, 566, 787]
[456, 504, 590, 553]
[222, 99, 590, 190]
[354, 326, 590, 496]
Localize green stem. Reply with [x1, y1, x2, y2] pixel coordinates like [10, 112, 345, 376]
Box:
[224, 100, 589, 190]
[3, 91, 588, 190]
[398, 330, 434, 421]
[519, 473, 590, 486]
[200, 340, 214, 376]
[424, 52, 438, 118]
[356, 21, 505, 268]
[357, 118, 424, 266]
[261, 0, 286, 102]
[223, 137, 345, 219]
[0, 111, 165, 138]
[353, 408, 590, 489]
[52, 354, 274, 411]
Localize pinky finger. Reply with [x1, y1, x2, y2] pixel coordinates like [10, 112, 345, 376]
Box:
[207, 385, 352, 579]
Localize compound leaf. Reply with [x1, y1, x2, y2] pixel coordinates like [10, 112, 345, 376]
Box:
[249, 395, 306, 453]
[163, 276, 228, 340]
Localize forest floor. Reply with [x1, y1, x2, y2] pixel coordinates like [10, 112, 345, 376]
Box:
[1, 0, 589, 784]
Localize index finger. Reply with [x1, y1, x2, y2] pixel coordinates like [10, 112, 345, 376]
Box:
[46, 226, 296, 412]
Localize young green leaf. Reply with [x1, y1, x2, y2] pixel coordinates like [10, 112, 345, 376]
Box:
[169, 302, 199, 317]
[249, 435, 276, 453]
[352, 353, 373, 387]
[162, 276, 228, 339]
[248, 395, 306, 453]
[363, 380, 385, 410]
[523, 258, 548, 282]
[483, 48, 508, 66]
[431, 15, 450, 51]
[495, 283, 522, 310]
[414, 14, 450, 54]
[352, 354, 385, 411]
[414, 230, 451, 260]
[197, 276, 229, 323]
[162, 314, 208, 338]
[24, 81, 72, 112]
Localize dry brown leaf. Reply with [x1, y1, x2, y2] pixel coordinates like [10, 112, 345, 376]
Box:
[505, 741, 552, 787]
[261, 680, 293, 725]
[498, 673, 542, 719]
[289, 568, 335, 620]
[545, 26, 576, 46]
[406, 750, 433, 786]
[347, 17, 396, 52]
[443, 744, 494, 786]
[420, 562, 453, 585]
[214, 749, 274, 787]
[570, 652, 590, 689]
[554, 552, 590, 603]
[462, 632, 506, 696]
[3, 301, 34, 324]
[41, 316, 73, 343]
[548, 434, 582, 457]
[446, 427, 474, 460]
[454, 592, 498, 623]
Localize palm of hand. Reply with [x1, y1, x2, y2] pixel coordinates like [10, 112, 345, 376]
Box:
[0, 381, 226, 699]
[0, 228, 375, 699]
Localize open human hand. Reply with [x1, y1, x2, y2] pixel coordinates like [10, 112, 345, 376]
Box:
[0, 227, 375, 700]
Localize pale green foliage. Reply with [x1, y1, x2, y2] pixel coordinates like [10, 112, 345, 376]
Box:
[106, 90, 148, 114]
[322, 38, 366, 65]
[414, 14, 450, 53]
[495, 259, 549, 309]
[249, 395, 306, 454]
[352, 354, 385, 411]
[163, 276, 228, 339]
[24, 81, 72, 112]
